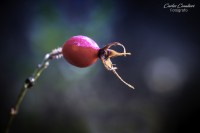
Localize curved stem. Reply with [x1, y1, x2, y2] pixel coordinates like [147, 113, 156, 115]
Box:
[5, 47, 62, 133]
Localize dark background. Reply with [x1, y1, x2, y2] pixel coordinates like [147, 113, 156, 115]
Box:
[0, 0, 199, 133]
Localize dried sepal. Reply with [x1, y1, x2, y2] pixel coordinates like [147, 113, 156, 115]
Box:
[112, 69, 134, 89]
[99, 42, 134, 89]
[100, 57, 117, 70]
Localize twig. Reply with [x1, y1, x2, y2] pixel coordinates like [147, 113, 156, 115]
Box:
[5, 47, 62, 133]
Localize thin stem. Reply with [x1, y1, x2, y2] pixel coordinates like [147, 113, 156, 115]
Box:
[5, 47, 62, 133]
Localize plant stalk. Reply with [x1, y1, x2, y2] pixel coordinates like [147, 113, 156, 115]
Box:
[5, 47, 62, 133]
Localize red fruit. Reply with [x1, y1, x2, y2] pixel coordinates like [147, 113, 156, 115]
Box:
[62, 35, 100, 67]
[62, 35, 134, 89]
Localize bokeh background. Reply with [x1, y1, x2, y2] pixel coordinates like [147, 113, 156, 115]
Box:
[0, 0, 199, 133]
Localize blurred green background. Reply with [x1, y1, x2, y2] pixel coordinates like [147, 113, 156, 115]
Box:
[0, 0, 199, 133]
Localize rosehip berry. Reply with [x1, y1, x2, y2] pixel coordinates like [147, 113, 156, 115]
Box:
[62, 35, 100, 67]
[62, 35, 134, 89]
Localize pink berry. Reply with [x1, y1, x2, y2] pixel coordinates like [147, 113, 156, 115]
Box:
[62, 35, 100, 67]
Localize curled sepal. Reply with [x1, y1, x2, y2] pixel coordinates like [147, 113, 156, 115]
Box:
[99, 42, 134, 89]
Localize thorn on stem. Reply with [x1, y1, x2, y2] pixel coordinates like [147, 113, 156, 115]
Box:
[10, 108, 17, 115]
[44, 62, 49, 68]
[25, 77, 35, 89]
[44, 54, 50, 60]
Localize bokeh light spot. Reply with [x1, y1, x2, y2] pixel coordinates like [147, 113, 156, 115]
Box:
[145, 57, 185, 93]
